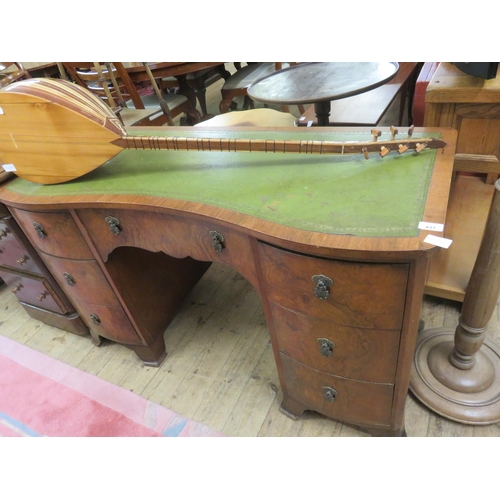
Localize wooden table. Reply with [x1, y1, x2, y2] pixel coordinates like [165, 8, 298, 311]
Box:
[124, 62, 228, 117]
[296, 62, 421, 127]
[20, 62, 60, 78]
[247, 62, 399, 126]
[0, 126, 456, 436]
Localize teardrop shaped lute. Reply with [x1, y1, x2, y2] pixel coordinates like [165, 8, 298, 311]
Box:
[0, 78, 446, 185]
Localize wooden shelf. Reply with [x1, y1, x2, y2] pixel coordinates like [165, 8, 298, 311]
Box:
[425, 174, 494, 302]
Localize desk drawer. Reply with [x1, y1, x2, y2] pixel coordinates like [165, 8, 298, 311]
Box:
[0, 223, 42, 274]
[280, 354, 394, 427]
[74, 301, 142, 345]
[270, 302, 400, 383]
[0, 269, 69, 315]
[11, 208, 93, 259]
[75, 208, 259, 289]
[258, 243, 408, 329]
[40, 256, 121, 307]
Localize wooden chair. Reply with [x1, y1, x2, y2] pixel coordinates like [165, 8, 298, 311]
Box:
[0, 62, 31, 89]
[183, 64, 230, 116]
[62, 62, 199, 126]
[219, 63, 305, 114]
[194, 108, 297, 127]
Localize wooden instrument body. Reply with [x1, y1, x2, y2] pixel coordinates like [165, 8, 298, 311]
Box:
[0, 78, 446, 186]
[0, 78, 125, 184]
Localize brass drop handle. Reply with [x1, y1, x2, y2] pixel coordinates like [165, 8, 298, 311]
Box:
[322, 386, 338, 403]
[312, 274, 333, 299]
[33, 222, 46, 239]
[11, 283, 23, 294]
[37, 291, 48, 301]
[90, 313, 101, 325]
[105, 216, 121, 235]
[209, 230, 225, 252]
[317, 338, 336, 358]
[17, 255, 29, 265]
[63, 272, 76, 287]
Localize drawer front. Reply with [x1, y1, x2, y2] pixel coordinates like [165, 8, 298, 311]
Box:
[11, 208, 93, 259]
[270, 302, 400, 383]
[75, 208, 259, 289]
[75, 301, 142, 345]
[280, 354, 394, 427]
[41, 256, 121, 307]
[0, 223, 42, 274]
[259, 243, 408, 329]
[0, 270, 68, 314]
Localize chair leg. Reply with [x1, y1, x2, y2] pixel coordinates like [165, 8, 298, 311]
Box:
[220, 97, 235, 114]
[243, 95, 254, 110]
[398, 82, 409, 126]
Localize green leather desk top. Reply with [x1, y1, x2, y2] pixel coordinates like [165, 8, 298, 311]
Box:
[5, 128, 439, 237]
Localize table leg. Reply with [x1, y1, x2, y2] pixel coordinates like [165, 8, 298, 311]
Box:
[314, 101, 331, 126]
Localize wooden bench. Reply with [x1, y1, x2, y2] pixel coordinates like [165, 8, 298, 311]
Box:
[296, 62, 422, 127]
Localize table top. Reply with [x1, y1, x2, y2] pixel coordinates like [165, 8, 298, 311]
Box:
[426, 62, 500, 103]
[0, 126, 456, 259]
[124, 62, 224, 82]
[247, 62, 399, 105]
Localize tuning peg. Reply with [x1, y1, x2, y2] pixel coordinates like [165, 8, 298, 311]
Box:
[408, 125, 415, 138]
[415, 142, 427, 153]
[362, 147, 369, 159]
[371, 129, 381, 142]
[398, 144, 409, 154]
[390, 126, 398, 141]
[380, 146, 391, 157]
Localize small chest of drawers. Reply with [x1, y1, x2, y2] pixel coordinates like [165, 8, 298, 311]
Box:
[0, 204, 88, 336]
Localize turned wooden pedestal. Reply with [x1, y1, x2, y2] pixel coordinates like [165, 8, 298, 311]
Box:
[410, 179, 500, 424]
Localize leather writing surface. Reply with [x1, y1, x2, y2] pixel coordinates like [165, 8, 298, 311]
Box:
[7, 129, 439, 237]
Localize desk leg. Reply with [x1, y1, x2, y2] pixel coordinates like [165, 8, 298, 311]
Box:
[314, 101, 331, 126]
[125, 334, 168, 367]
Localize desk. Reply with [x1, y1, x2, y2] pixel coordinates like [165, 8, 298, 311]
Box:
[0, 126, 456, 436]
[124, 62, 228, 117]
[248, 62, 399, 126]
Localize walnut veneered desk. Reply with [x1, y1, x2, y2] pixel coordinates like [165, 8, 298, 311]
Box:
[0, 126, 456, 436]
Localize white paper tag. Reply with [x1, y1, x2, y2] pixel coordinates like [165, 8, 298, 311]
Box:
[2, 163, 16, 172]
[424, 234, 452, 248]
[307, 120, 313, 127]
[419, 221, 445, 232]
[0, 106, 4, 115]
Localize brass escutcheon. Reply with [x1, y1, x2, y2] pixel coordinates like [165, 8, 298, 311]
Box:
[209, 230, 225, 252]
[105, 216, 121, 235]
[33, 222, 46, 239]
[90, 313, 101, 325]
[317, 338, 336, 357]
[16, 255, 29, 265]
[312, 274, 333, 299]
[322, 386, 338, 403]
[63, 272, 76, 287]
